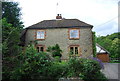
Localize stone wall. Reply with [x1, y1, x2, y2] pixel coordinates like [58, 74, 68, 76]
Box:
[25, 28, 93, 60]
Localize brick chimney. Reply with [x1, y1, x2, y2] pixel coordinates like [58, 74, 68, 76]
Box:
[56, 14, 62, 19]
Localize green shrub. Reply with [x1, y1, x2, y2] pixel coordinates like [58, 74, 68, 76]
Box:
[10, 44, 66, 80]
[67, 57, 83, 77]
[10, 44, 53, 80]
[9, 45, 107, 81]
[66, 57, 107, 81]
[80, 58, 107, 81]
[47, 44, 62, 58]
[47, 62, 68, 79]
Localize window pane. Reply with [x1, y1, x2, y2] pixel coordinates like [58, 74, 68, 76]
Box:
[40, 47, 44, 52]
[37, 31, 41, 39]
[40, 31, 44, 39]
[75, 47, 78, 54]
[37, 47, 39, 52]
[70, 30, 79, 38]
[70, 47, 74, 55]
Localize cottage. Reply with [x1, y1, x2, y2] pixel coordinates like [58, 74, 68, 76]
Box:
[21, 14, 93, 60]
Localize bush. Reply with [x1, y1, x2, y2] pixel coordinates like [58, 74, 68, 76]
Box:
[66, 57, 107, 81]
[47, 44, 62, 58]
[10, 44, 53, 80]
[10, 44, 66, 81]
[90, 57, 104, 69]
[80, 58, 107, 81]
[67, 57, 83, 77]
[47, 61, 68, 79]
[9, 45, 107, 81]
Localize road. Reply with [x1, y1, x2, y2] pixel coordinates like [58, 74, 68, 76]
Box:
[101, 63, 120, 81]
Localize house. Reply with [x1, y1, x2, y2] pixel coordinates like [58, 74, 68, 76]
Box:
[96, 43, 110, 62]
[21, 14, 93, 60]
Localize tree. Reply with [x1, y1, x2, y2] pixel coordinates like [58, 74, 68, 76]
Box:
[96, 32, 120, 59]
[2, 1, 23, 56]
[2, 18, 12, 41]
[2, 18, 21, 55]
[2, 18, 22, 80]
[2, 1, 24, 80]
[96, 36, 112, 51]
[107, 32, 120, 40]
[2, 2, 23, 28]
[110, 38, 120, 58]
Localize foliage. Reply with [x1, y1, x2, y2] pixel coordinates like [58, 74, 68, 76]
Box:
[66, 57, 107, 81]
[2, 18, 21, 55]
[91, 57, 104, 69]
[47, 44, 62, 58]
[110, 38, 120, 58]
[10, 44, 67, 81]
[2, 1, 23, 28]
[92, 32, 96, 57]
[47, 61, 68, 79]
[67, 57, 83, 77]
[2, 18, 22, 80]
[2, 1, 23, 80]
[2, 18, 12, 41]
[10, 44, 52, 80]
[7, 43, 107, 81]
[80, 59, 107, 81]
[96, 32, 120, 61]
[106, 32, 120, 40]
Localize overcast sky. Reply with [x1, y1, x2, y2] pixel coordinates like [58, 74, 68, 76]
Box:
[13, 0, 119, 36]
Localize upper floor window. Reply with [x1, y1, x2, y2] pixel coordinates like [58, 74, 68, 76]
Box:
[36, 30, 45, 40]
[69, 29, 80, 39]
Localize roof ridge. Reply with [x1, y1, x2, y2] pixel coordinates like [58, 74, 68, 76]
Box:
[26, 18, 93, 29]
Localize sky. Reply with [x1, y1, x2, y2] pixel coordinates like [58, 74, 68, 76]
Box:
[12, 0, 119, 36]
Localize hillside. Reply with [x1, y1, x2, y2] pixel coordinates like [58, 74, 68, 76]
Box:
[96, 32, 120, 59]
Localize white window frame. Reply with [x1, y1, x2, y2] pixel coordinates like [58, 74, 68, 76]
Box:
[36, 30, 45, 40]
[69, 29, 80, 39]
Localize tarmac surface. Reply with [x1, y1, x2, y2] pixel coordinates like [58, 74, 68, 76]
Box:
[101, 63, 120, 81]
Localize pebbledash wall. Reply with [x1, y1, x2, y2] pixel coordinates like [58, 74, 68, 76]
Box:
[25, 27, 93, 60]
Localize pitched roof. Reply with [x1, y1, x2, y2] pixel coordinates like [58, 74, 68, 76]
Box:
[96, 43, 110, 54]
[26, 19, 93, 29]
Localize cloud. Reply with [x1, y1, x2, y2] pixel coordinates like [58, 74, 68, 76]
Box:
[94, 18, 118, 36]
[13, 0, 119, 36]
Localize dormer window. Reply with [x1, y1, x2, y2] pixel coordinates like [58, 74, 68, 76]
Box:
[69, 29, 80, 39]
[36, 30, 46, 40]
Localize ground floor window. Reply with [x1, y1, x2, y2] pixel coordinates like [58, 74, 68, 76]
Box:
[69, 45, 80, 56]
[36, 45, 45, 52]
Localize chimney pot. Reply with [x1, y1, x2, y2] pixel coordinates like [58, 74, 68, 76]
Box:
[56, 14, 62, 19]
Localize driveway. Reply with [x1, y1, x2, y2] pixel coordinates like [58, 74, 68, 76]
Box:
[101, 63, 119, 80]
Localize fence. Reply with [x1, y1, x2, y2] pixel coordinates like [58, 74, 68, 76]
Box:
[110, 58, 120, 62]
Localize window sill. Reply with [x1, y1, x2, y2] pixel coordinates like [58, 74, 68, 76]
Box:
[36, 39, 45, 41]
[69, 38, 80, 40]
[69, 54, 81, 57]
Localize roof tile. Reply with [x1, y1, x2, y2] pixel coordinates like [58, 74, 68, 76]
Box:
[26, 19, 93, 29]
